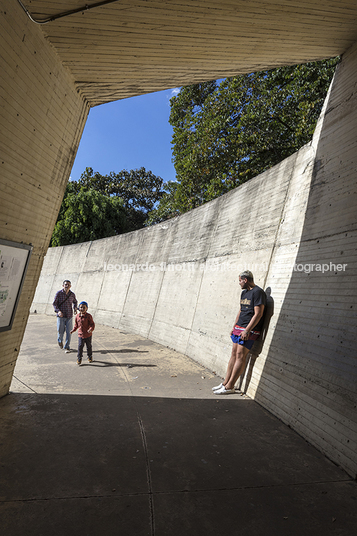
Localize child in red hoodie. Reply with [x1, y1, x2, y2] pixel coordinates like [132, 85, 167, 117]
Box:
[71, 301, 95, 366]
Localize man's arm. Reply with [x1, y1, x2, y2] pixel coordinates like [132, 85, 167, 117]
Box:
[53, 291, 60, 314]
[72, 293, 78, 314]
[231, 308, 241, 335]
[241, 304, 265, 340]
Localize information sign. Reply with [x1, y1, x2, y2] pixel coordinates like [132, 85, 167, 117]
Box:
[0, 239, 32, 332]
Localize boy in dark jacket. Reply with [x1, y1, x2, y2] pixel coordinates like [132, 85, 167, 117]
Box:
[71, 301, 95, 366]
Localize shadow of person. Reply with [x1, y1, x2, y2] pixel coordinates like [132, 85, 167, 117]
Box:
[238, 287, 274, 394]
[80, 361, 157, 368]
[93, 349, 149, 355]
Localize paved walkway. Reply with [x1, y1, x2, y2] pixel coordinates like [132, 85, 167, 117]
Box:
[1, 314, 356, 535]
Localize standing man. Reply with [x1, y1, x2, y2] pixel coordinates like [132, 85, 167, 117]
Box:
[213, 270, 266, 395]
[53, 280, 78, 353]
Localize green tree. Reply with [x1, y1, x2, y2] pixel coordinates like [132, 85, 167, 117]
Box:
[165, 57, 339, 214]
[146, 181, 181, 224]
[77, 166, 165, 229]
[78, 167, 164, 212]
[51, 183, 129, 246]
[51, 167, 165, 245]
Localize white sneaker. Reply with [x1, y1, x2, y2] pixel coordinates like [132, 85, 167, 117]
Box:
[215, 386, 235, 395]
[212, 382, 224, 391]
[65, 349, 71, 353]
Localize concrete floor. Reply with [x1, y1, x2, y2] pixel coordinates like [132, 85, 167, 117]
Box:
[1, 314, 356, 536]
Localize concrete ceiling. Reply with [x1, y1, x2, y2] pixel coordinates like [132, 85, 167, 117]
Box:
[22, 0, 357, 106]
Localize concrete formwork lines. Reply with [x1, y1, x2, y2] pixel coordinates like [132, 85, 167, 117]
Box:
[262, 151, 302, 290]
[147, 268, 172, 342]
[182, 196, 224, 357]
[0, 1, 88, 398]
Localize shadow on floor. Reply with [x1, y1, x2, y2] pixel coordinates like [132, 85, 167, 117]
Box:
[1, 391, 356, 536]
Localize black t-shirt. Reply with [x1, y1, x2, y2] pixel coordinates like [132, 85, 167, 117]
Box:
[237, 285, 266, 331]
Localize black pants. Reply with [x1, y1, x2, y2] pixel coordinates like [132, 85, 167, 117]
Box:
[77, 336, 92, 359]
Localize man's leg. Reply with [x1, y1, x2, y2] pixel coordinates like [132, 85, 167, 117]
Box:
[224, 344, 250, 390]
[222, 343, 240, 386]
[57, 317, 65, 347]
[64, 317, 73, 350]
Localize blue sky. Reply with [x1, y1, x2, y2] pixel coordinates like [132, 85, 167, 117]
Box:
[70, 88, 180, 184]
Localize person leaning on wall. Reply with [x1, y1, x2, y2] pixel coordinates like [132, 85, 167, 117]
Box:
[53, 280, 78, 353]
[212, 270, 266, 395]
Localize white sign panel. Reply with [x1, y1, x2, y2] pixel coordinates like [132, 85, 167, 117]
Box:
[0, 239, 32, 332]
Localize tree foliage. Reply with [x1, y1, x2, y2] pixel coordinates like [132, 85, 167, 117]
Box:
[51, 167, 164, 246]
[152, 57, 339, 218]
[146, 181, 181, 225]
[51, 183, 129, 246]
[77, 167, 164, 212]
[52, 58, 339, 237]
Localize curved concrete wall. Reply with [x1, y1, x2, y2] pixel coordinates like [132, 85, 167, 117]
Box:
[33, 146, 306, 362]
[33, 45, 357, 478]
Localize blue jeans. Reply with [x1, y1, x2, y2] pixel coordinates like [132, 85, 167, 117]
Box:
[57, 316, 73, 349]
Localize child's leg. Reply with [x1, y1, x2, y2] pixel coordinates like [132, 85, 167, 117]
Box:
[77, 337, 84, 364]
[85, 336, 93, 361]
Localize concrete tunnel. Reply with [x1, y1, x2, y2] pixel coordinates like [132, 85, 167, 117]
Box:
[0, 0, 356, 479]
